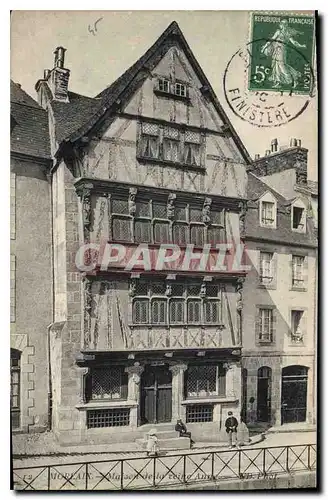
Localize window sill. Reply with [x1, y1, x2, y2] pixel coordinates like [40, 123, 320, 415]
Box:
[182, 397, 238, 405]
[259, 223, 277, 229]
[76, 401, 137, 410]
[290, 286, 307, 292]
[258, 283, 276, 290]
[154, 89, 191, 104]
[257, 340, 274, 345]
[128, 323, 225, 329]
[136, 155, 205, 172]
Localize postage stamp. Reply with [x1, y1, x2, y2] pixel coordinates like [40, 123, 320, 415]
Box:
[223, 13, 316, 128]
[248, 12, 315, 94]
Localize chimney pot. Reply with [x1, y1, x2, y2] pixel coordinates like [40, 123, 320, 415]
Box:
[271, 138, 278, 152]
[44, 69, 51, 80]
[265, 150, 271, 156]
[254, 154, 260, 160]
[297, 139, 302, 147]
[290, 138, 298, 147]
[54, 46, 66, 69]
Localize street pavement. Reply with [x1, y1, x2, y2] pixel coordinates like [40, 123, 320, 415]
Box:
[13, 431, 316, 490]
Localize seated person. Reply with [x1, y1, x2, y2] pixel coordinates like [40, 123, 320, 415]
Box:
[175, 419, 195, 446]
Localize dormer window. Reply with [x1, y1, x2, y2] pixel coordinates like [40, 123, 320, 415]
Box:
[261, 202, 275, 226]
[155, 77, 189, 101]
[292, 207, 305, 230]
[174, 82, 187, 97]
[259, 192, 277, 228]
[158, 78, 170, 93]
[291, 200, 306, 233]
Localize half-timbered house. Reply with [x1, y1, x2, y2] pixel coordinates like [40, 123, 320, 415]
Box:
[34, 22, 251, 445]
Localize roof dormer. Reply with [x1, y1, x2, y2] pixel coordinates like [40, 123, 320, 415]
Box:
[291, 198, 307, 233]
[259, 191, 277, 229]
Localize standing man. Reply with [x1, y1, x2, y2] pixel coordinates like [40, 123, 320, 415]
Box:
[225, 411, 238, 448]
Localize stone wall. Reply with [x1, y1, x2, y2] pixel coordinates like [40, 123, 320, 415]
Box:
[10, 157, 53, 432]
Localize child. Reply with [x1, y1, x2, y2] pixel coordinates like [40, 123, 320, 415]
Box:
[146, 428, 159, 456]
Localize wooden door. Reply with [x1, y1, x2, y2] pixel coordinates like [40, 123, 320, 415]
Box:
[141, 365, 172, 424]
[281, 366, 308, 424]
[257, 367, 272, 422]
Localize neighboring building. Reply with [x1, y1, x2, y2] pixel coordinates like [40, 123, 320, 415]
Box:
[242, 139, 318, 429]
[32, 21, 251, 445]
[10, 81, 52, 433]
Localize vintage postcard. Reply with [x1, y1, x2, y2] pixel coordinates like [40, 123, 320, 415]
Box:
[10, 10, 317, 491]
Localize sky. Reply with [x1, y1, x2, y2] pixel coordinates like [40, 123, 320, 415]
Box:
[10, 10, 317, 180]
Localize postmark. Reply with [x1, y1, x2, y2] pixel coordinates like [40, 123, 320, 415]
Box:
[223, 13, 316, 127]
[249, 13, 315, 94]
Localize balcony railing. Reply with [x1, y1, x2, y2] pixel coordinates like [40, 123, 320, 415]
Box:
[13, 443, 316, 490]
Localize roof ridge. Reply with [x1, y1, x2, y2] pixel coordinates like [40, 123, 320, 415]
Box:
[61, 20, 251, 165]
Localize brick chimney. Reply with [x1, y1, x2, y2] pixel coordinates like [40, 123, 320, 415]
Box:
[250, 137, 308, 199]
[35, 46, 70, 107]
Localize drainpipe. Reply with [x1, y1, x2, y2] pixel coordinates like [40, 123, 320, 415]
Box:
[46, 165, 55, 431]
[47, 323, 53, 430]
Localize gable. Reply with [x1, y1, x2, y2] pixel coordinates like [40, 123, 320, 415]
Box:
[58, 22, 251, 165]
[259, 191, 277, 205]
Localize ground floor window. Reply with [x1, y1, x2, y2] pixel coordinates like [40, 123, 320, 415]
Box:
[87, 408, 130, 428]
[10, 348, 21, 429]
[86, 366, 128, 402]
[186, 404, 213, 423]
[185, 364, 226, 398]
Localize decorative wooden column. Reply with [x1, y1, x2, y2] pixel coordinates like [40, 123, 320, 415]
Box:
[223, 362, 241, 401]
[74, 366, 90, 431]
[223, 362, 235, 398]
[169, 363, 188, 422]
[125, 363, 144, 427]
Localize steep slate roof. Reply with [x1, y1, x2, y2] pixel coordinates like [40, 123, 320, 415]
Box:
[52, 91, 100, 143]
[11, 81, 51, 160]
[246, 173, 317, 247]
[52, 21, 251, 164]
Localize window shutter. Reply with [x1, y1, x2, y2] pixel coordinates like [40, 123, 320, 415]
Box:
[190, 225, 204, 247]
[134, 220, 151, 243]
[170, 299, 184, 324]
[271, 308, 276, 342]
[255, 311, 261, 341]
[303, 255, 308, 290]
[173, 223, 188, 245]
[112, 217, 131, 241]
[133, 299, 149, 324]
[272, 252, 277, 288]
[151, 299, 167, 324]
[154, 221, 169, 243]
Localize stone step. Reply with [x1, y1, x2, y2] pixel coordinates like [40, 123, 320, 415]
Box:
[139, 423, 175, 432]
[136, 436, 191, 451]
[143, 430, 179, 440]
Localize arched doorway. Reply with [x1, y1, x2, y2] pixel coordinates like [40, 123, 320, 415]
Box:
[257, 366, 272, 422]
[281, 366, 308, 424]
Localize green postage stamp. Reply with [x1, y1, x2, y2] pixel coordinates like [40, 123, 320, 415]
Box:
[248, 13, 315, 94]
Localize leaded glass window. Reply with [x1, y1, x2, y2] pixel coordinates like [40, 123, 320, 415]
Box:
[185, 364, 226, 398]
[87, 367, 128, 401]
